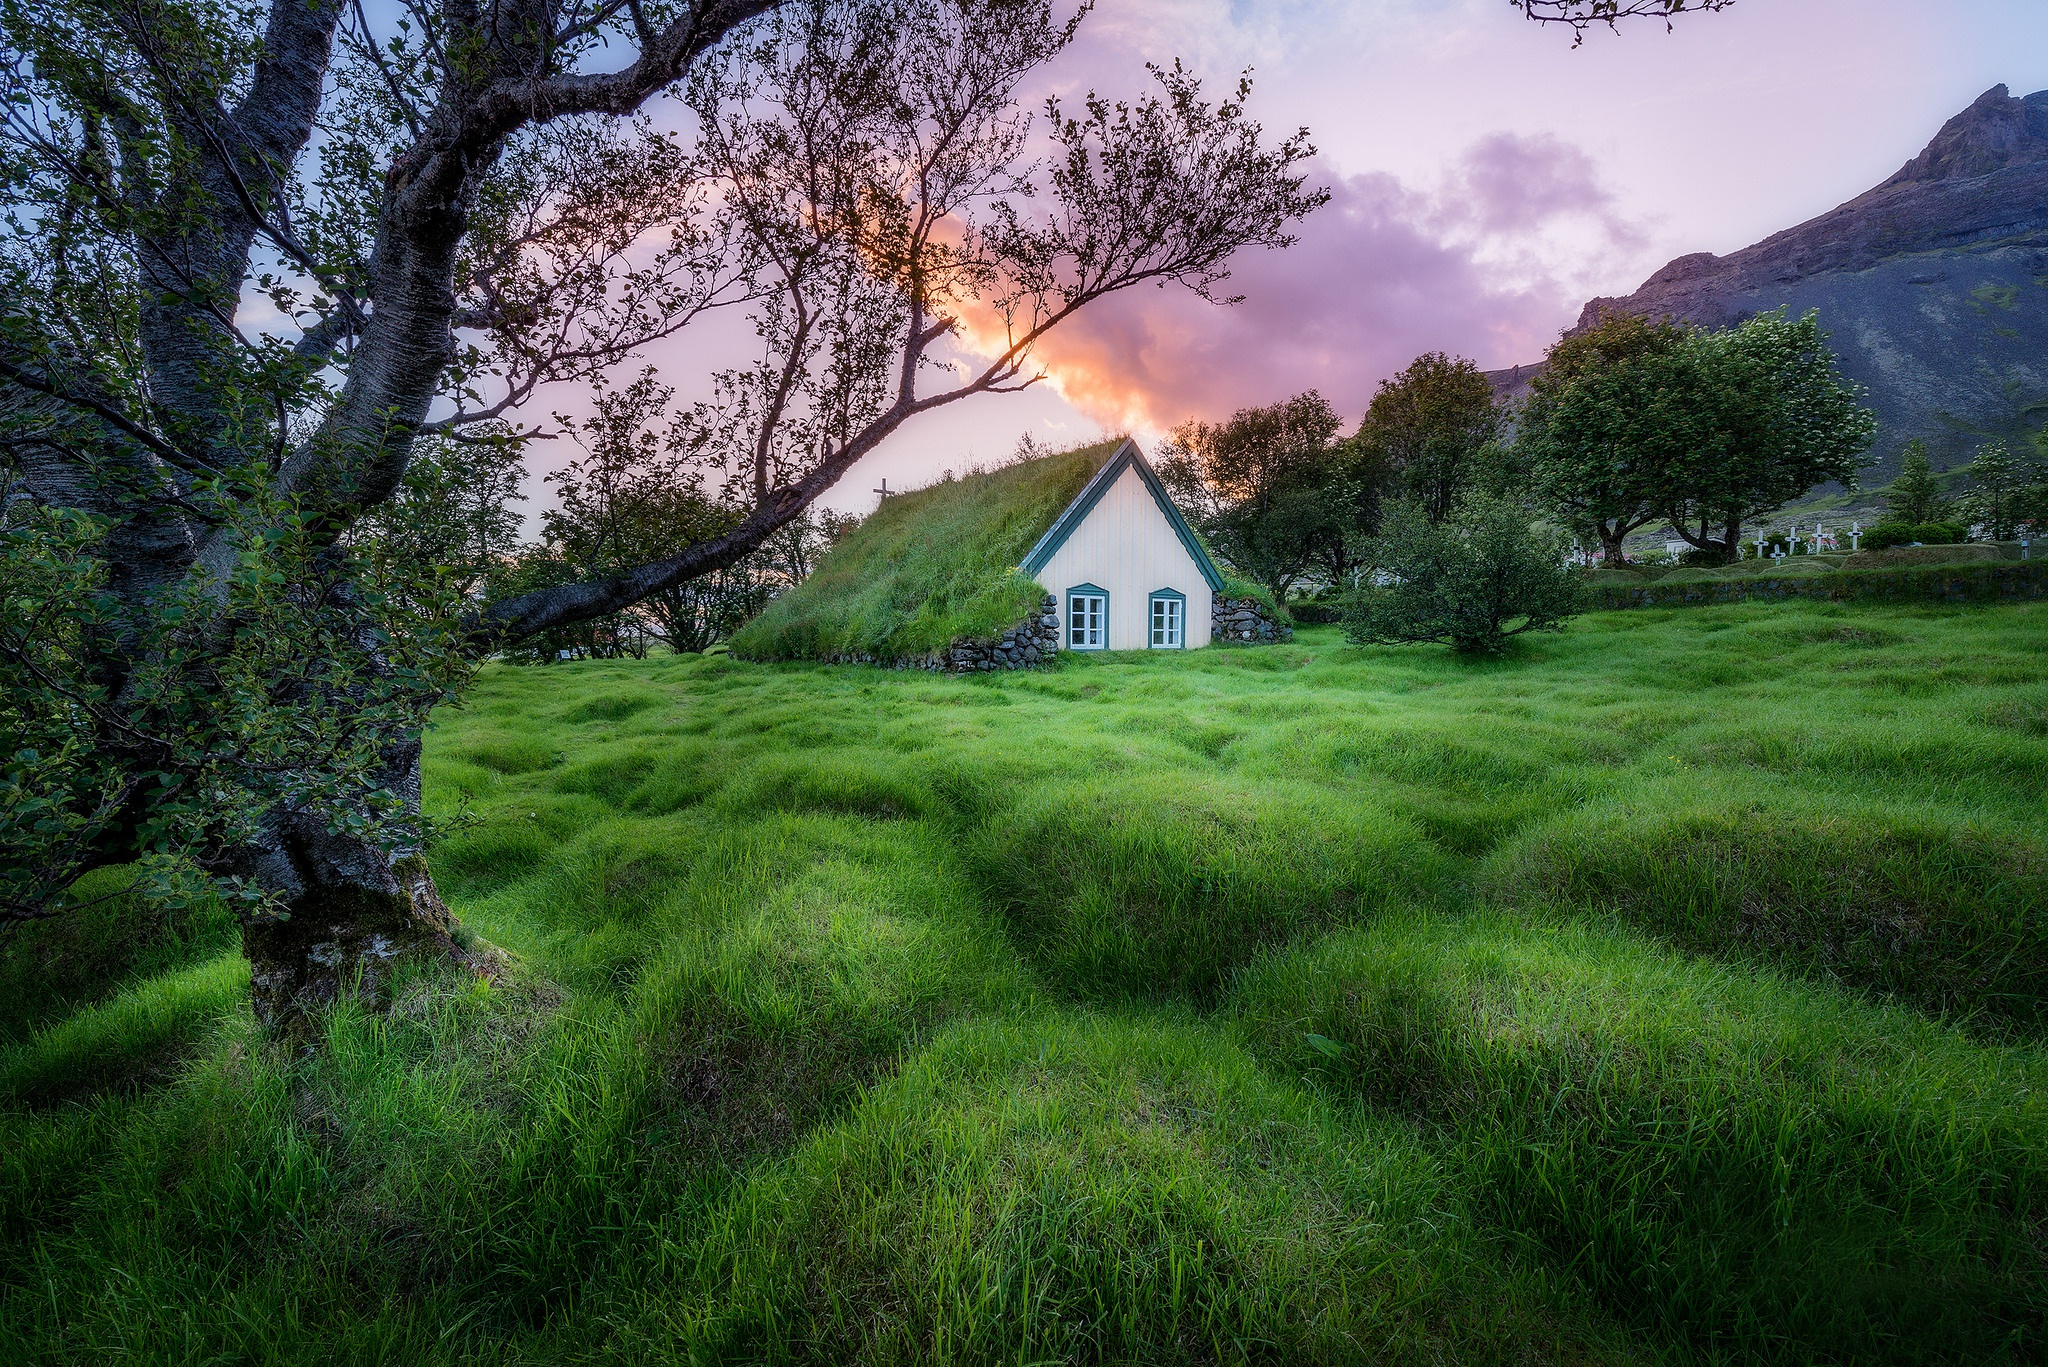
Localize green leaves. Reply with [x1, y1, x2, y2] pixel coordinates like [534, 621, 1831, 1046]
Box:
[1521, 309, 1875, 560]
[1346, 494, 1583, 655]
[0, 478, 476, 927]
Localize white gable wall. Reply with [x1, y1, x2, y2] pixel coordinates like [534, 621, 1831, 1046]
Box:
[1030, 463, 1213, 650]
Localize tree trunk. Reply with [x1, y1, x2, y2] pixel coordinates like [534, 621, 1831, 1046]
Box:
[236, 746, 497, 1029]
[241, 850, 490, 1030]
[1599, 528, 1628, 565]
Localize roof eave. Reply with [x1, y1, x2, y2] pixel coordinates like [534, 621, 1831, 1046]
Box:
[1018, 438, 1226, 593]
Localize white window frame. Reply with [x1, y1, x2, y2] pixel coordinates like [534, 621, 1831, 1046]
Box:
[1067, 586, 1107, 650]
[1149, 591, 1185, 649]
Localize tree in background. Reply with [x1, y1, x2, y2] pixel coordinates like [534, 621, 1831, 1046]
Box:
[1660, 310, 1875, 561]
[1157, 391, 1379, 597]
[1884, 439, 1955, 526]
[1353, 354, 1500, 524]
[1517, 312, 1690, 565]
[504, 376, 858, 660]
[348, 434, 526, 602]
[0, 0, 1323, 1024]
[1958, 440, 2044, 540]
[1346, 494, 1582, 654]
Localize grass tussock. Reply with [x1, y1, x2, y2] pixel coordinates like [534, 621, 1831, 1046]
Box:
[649, 1013, 1623, 1365]
[1232, 910, 2048, 1363]
[6, 599, 2048, 1362]
[730, 440, 1120, 662]
[972, 770, 1444, 1000]
[1488, 791, 2048, 1034]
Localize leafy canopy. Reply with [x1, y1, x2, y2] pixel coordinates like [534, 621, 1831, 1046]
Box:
[1353, 353, 1500, 526]
[1519, 312, 1690, 563]
[1346, 494, 1583, 654]
[1156, 392, 1376, 598]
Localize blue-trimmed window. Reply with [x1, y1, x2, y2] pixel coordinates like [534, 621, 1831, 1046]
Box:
[1149, 589, 1185, 648]
[1067, 585, 1107, 649]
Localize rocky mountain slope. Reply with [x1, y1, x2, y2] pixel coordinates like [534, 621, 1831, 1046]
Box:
[1493, 85, 2048, 481]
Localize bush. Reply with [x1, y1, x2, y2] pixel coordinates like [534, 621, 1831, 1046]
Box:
[1676, 546, 1730, 566]
[1283, 599, 1345, 624]
[1346, 495, 1584, 654]
[1863, 521, 1965, 551]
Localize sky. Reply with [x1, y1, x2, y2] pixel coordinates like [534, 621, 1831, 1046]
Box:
[523, 0, 2048, 520]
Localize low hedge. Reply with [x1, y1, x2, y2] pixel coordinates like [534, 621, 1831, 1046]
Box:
[1585, 558, 2047, 610]
[1861, 521, 1968, 551]
[1284, 600, 1345, 625]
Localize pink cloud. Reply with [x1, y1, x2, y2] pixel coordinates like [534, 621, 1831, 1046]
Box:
[1005, 138, 1637, 434]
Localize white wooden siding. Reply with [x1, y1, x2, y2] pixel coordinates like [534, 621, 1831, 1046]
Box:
[1030, 464, 1213, 650]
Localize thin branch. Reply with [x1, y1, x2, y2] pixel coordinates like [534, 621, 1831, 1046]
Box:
[0, 356, 224, 478]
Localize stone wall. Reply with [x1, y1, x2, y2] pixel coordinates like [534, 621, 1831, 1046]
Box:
[1586, 559, 2047, 611]
[827, 594, 1061, 672]
[1211, 595, 1293, 644]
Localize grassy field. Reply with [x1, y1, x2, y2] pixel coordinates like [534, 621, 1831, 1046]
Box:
[4, 600, 2048, 1363]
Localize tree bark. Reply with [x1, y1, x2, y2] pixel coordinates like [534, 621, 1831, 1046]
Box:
[241, 847, 493, 1030]
[225, 738, 500, 1027]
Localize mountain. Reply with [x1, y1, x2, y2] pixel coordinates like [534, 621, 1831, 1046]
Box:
[1492, 85, 2048, 480]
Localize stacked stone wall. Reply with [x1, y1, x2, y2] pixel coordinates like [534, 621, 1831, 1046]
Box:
[1210, 595, 1293, 644]
[826, 594, 1061, 672]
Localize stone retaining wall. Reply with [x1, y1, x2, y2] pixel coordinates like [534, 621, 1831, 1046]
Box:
[1586, 559, 2047, 611]
[826, 594, 1061, 672]
[1211, 595, 1293, 643]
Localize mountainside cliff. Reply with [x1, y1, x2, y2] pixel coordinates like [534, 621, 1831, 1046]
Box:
[1494, 85, 2048, 480]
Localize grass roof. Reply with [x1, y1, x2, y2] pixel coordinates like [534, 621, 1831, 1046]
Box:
[729, 439, 1123, 662]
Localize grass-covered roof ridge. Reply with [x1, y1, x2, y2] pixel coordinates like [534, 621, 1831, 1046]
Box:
[729, 438, 1124, 661]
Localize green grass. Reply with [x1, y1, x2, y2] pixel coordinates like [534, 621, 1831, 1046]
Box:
[5, 598, 2048, 1363]
[730, 440, 1121, 662]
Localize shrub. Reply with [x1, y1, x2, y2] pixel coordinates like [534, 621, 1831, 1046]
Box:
[1347, 495, 1583, 654]
[1863, 521, 1966, 551]
[1283, 599, 1345, 624]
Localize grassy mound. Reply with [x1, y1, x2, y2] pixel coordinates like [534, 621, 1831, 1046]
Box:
[971, 770, 1443, 1000]
[654, 1012, 1621, 1364]
[1486, 789, 2048, 1035]
[729, 440, 1120, 662]
[1233, 910, 2048, 1363]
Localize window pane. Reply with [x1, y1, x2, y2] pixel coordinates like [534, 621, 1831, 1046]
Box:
[1070, 593, 1104, 647]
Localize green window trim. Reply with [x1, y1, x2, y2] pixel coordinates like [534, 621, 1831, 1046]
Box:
[1148, 588, 1186, 649]
[1066, 584, 1108, 650]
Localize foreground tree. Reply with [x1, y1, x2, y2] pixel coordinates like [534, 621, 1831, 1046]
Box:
[1346, 494, 1582, 654]
[1352, 353, 1500, 525]
[0, 0, 1321, 1024]
[1156, 391, 1376, 597]
[1517, 312, 1689, 565]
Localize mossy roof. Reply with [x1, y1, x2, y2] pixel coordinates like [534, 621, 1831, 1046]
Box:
[728, 439, 1126, 662]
